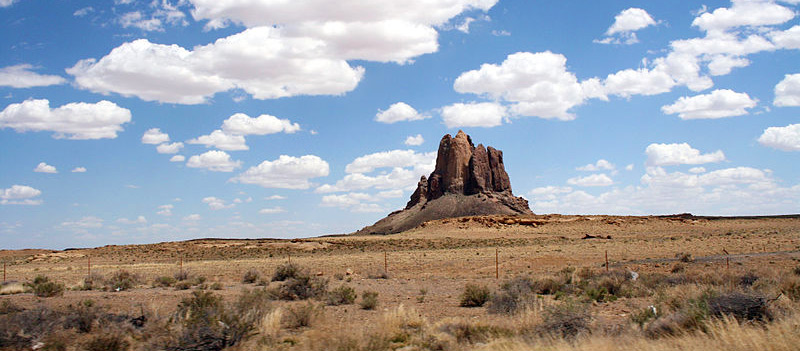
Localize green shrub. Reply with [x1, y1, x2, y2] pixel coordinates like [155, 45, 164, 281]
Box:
[63, 300, 100, 333]
[536, 303, 591, 339]
[272, 263, 301, 282]
[80, 273, 104, 291]
[29, 275, 65, 298]
[173, 270, 190, 281]
[488, 276, 535, 315]
[275, 274, 328, 301]
[360, 291, 379, 310]
[326, 285, 356, 306]
[460, 284, 491, 307]
[283, 302, 320, 329]
[106, 270, 139, 291]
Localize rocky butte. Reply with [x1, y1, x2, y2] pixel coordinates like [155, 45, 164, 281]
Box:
[357, 130, 533, 234]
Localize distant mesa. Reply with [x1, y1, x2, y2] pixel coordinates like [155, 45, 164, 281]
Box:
[357, 130, 532, 234]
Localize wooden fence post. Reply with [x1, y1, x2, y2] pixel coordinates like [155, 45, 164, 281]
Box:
[384, 251, 388, 273]
[605, 250, 609, 272]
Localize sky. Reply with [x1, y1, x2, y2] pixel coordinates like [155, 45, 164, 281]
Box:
[1, 0, 799, 249]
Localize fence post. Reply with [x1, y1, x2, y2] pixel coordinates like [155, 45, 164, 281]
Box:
[384, 251, 388, 273]
[605, 250, 609, 272]
[3, 261, 5, 282]
[495, 248, 499, 279]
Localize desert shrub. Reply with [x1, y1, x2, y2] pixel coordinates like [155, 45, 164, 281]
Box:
[283, 302, 321, 329]
[154, 276, 176, 288]
[671, 263, 686, 273]
[535, 303, 591, 339]
[0, 306, 62, 349]
[106, 270, 139, 291]
[631, 306, 658, 328]
[585, 286, 614, 303]
[646, 291, 713, 337]
[360, 291, 379, 310]
[707, 291, 770, 321]
[275, 274, 328, 301]
[174, 281, 192, 290]
[676, 252, 694, 262]
[738, 271, 760, 287]
[780, 276, 800, 301]
[532, 277, 566, 295]
[0, 300, 22, 315]
[210, 282, 223, 290]
[174, 270, 190, 282]
[576, 267, 594, 280]
[81, 273, 105, 291]
[438, 321, 507, 344]
[84, 333, 129, 351]
[28, 275, 65, 297]
[272, 263, 301, 282]
[488, 276, 536, 315]
[460, 284, 491, 307]
[793, 266, 800, 276]
[167, 289, 262, 350]
[367, 270, 390, 279]
[333, 273, 345, 281]
[63, 300, 101, 333]
[326, 284, 356, 306]
[242, 268, 260, 284]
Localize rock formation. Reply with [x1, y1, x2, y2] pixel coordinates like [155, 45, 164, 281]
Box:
[357, 130, 532, 234]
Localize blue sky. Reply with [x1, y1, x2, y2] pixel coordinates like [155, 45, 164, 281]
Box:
[1, 0, 798, 249]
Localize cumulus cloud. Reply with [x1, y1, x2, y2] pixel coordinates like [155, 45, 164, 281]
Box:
[692, 0, 795, 33]
[441, 102, 506, 128]
[758, 124, 800, 151]
[576, 159, 615, 172]
[34, 162, 57, 174]
[0, 64, 66, 88]
[68, 0, 497, 104]
[0, 0, 18, 8]
[141, 128, 170, 144]
[596, 8, 657, 45]
[170, 155, 186, 162]
[405, 134, 424, 146]
[1, 185, 42, 205]
[117, 216, 147, 225]
[58, 216, 103, 233]
[71, 167, 87, 173]
[186, 150, 242, 172]
[645, 143, 726, 166]
[221, 113, 300, 135]
[661, 89, 757, 119]
[156, 142, 184, 154]
[119, 11, 163, 31]
[770, 25, 800, 49]
[345, 149, 436, 174]
[157, 204, 173, 216]
[567, 174, 614, 187]
[453, 52, 603, 121]
[231, 155, 330, 189]
[187, 130, 248, 151]
[774, 73, 800, 106]
[202, 196, 234, 210]
[320, 192, 387, 213]
[183, 214, 201, 221]
[0, 99, 131, 139]
[375, 102, 429, 123]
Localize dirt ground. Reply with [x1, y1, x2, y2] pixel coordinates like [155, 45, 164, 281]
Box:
[2, 214, 799, 334]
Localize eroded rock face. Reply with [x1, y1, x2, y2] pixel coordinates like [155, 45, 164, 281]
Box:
[361, 130, 532, 235]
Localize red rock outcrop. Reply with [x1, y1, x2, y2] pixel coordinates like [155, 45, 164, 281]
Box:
[359, 131, 532, 235]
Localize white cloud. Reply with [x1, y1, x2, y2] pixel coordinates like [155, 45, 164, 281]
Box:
[774, 73, 800, 106]
[141, 128, 170, 144]
[345, 149, 435, 174]
[203, 196, 234, 210]
[265, 195, 287, 200]
[320, 192, 387, 213]
[59, 216, 103, 233]
[567, 173, 614, 187]
[576, 159, 615, 172]
[34, 162, 57, 174]
[71, 167, 87, 173]
[689, 167, 707, 174]
[156, 142, 184, 154]
[602, 64, 678, 98]
[119, 11, 163, 31]
[770, 25, 800, 49]
[645, 143, 726, 166]
[117, 216, 147, 225]
[625, 164, 634, 171]
[0, 99, 131, 139]
[0, 0, 18, 8]
[758, 123, 800, 151]
[1, 185, 42, 205]
[453, 51, 602, 120]
[157, 204, 173, 216]
[221, 113, 300, 135]
[170, 155, 185, 162]
[661, 89, 757, 119]
[231, 155, 330, 189]
[183, 214, 201, 221]
[375, 102, 429, 123]
[259, 207, 286, 214]
[187, 130, 248, 151]
[73, 6, 93, 17]
[597, 8, 657, 45]
[441, 102, 506, 128]
[404, 134, 424, 146]
[186, 150, 242, 172]
[692, 0, 795, 33]
[0, 64, 66, 88]
[531, 166, 798, 216]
